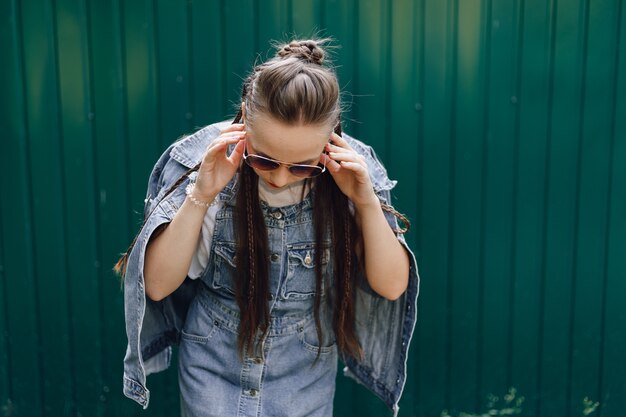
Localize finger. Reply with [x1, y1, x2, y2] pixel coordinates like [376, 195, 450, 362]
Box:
[329, 132, 353, 150]
[326, 142, 363, 158]
[328, 151, 367, 168]
[220, 123, 246, 134]
[211, 132, 246, 146]
[322, 153, 341, 173]
[220, 130, 247, 137]
[337, 160, 368, 176]
[211, 131, 247, 146]
[206, 135, 245, 156]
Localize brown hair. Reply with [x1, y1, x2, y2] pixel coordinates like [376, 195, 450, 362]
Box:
[233, 38, 362, 360]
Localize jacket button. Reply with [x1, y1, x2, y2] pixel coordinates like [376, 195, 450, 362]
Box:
[253, 357, 263, 364]
[272, 211, 282, 219]
[249, 389, 257, 397]
[270, 253, 279, 262]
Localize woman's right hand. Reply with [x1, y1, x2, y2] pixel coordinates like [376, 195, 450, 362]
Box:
[193, 123, 246, 200]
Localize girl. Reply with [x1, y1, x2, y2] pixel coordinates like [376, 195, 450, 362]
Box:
[116, 39, 419, 417]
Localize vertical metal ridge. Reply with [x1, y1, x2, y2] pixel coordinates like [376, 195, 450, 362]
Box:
[118, 0, 133, 243]
[597, 1, 623, 414]
[508, 0, 526, 391]
[566, 0, 590, 414]
[537, 0, 559, 413]
[187, 0, 195, 129]
[47, 0, 76, 410]
[253, 0, 259, 54]
[475, 0, 491, 407]
[287, 0, 293, 35]
[413, 0, 424, 406]
[444, 0, 458, 407]
[0, 191, 9, 402]
[82, 0, 107, 406]
[2, 0, 26, 401]
[220, 0, 228, 117]
[351, 0, 359, 137]
[416, 0, 425, 255]
[150, 0, 162, 148]
[384, 0, 392, 167]
[0, 188, 7, 399]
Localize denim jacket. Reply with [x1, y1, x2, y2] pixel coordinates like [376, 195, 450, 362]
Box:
[122, 121, 420, 416]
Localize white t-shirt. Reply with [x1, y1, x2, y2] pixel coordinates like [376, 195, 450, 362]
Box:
[187, 178, 311, 279]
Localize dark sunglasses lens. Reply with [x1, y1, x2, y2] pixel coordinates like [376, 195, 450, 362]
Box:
[289, 165, 323, 178]
[246, 155, 279, 171]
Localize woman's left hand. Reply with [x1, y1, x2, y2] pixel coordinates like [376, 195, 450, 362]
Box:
[322, 132, 379, 208]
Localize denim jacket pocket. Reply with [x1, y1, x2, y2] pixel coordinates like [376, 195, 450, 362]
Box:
[282, 243, 329, 300]
[211, 241, 237, 295]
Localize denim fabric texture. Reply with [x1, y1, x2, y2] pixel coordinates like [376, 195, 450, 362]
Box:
[122, 121, 420, 416]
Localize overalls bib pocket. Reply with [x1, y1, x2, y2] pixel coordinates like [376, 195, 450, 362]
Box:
[210, 241, 238, 295]
[282, 243, 330, 300]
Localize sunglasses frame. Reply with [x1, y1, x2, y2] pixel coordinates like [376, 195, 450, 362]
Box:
[242, 142, 327, 178]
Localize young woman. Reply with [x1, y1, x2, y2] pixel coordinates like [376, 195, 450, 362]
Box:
[116, 39, 420, 417]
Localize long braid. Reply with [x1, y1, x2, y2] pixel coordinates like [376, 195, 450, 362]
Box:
[311, 113, 347, 361]
[335, 121, 351, 350]
[336, 119, 352, 316]
[337, 118, 351, 342]
[245, 168, 257, 354]
[312, 175, 327, 362]
[339, 210, 351, 333]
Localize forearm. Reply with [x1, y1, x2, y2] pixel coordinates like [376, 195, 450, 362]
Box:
[356, 200, 409, 300]
[144, 195, 212, 301]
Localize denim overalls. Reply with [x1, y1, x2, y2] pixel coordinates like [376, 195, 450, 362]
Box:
[122, 121, 420, 416]
[179, 186, 337, 416]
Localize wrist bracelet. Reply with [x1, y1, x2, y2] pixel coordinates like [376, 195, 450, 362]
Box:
[185, 181, 217, 208]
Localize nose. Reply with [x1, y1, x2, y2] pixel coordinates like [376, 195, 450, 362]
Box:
[269, 166, 292, 187]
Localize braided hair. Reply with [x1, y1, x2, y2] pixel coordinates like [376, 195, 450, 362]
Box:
[233, 38, 365, 360]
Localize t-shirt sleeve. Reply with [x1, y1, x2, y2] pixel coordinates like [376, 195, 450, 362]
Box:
[187, 202, 220, 279]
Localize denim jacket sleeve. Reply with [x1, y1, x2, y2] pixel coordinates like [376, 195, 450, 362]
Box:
[122, 124, 224, 408]
[342, 134, 421, 417]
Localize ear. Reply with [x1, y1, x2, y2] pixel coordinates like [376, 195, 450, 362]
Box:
[241, 102, 246, 123]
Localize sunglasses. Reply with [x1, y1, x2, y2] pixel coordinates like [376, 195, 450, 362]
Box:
[242, 143, 327, 178]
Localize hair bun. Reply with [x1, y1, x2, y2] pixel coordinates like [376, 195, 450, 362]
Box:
[277, 40, 325, 65]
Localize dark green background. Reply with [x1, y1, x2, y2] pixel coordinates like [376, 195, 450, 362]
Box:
[1, 0, 624, 416]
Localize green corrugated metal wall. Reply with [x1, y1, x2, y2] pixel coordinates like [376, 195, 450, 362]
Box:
[0, 0, 624, 416]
